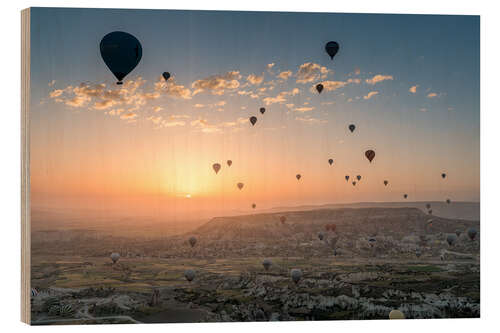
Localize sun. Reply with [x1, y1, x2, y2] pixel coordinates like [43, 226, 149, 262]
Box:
[185, 194, 191, 199]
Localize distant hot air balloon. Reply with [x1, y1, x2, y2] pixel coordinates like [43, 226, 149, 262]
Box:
[467, 227, 477, 241]
[441, 173, 447, 179]
[227, 160, 232, 167]
[189, 236, 197, 248]
[252, 203, 256, 209]
[352, 181, 357, 186]
[100, 31, 142, 85]
[356, 175, 361, 181]
[290, 268, 302, 284]
[316, 83, 324, 94]
[389, 310, 405, 320]
[415, 249, 422, 258]
[318, 232, 325, 241]
[262, 259, 272, 271]
[260, 107, 266, 115]
[403, 194, 408, 199]
[212, 163, 221, 174]
[345, 175, 350, 182]
[365, 150, 375, 163]
[383, 180, 388, 186]
[237, 182, 244, 190]
[446, 199, 451, 204]
[325, 41, 340, 60]
[250, 116, 257, 126]
[328, 158, 334, 165]
[348, 124, 356, 133]
[296, 174, 301, 181]
[280, 216, 286, 224]
[446, 234, 457, 246]
[110, 252, 120, 264]
[184, 269, 195, 282]
[162, 72, 171, 81]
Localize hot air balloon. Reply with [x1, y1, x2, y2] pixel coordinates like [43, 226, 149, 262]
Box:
[441, 173, 447, 179]
[184, 269, 195, 282]
[280, 216, 286, 224]
[467, 227, 477, 241]
[260, 107, 266, 115]
[415, 249, 422, 258]
[446, 199, 451, 204]
[110, 252, 120, 264]
[100, 31, 142, 85]
[403, 194, 408, 199]
[352, 181, 357, 186]
[345, 175, 350, 182]
[296, 174, 301, 180]
[250, 116, 257, 126]
[227, 160, 232, 167]
[446, 234, 457, 246]
[348, 124, 356, 133]
[318, 232, 325, 241]
[316, 83, 324, 94]
[328, 158, 333, 165]
[389, 310, 405, 320]
[325, 41, 340, 60]
[262, 259, 272, 271]
[212, 163, 221, 174]
[290, 268, 302, 284]
[356, 175, 361, 181]
[252, 203, 256, 209]
[383, 180, 389, 186]
[365, 150, 375, 163]
[189, 236, 197, 248]
[162, 72, 170, 81]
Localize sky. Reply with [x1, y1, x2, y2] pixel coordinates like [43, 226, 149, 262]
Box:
[29, 8, 480, 221]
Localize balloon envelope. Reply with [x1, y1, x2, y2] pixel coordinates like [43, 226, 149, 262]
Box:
[384, 180, 388, 186]
[365, 150, 376, 163]
[260, 107, 266, 114]
[296, 174, 301, 180]
[356, 175, 361, 181]
[252, 203, 256, 209]
[184, 269, 195, 282]
[212, 163, 221, 174]
[250, 116, 257, 126]
[442, 173, 447, 179]
[227, 160, 232, 167]
[328, 159, 333, 165]
[446, 234, 457, 246]
[290, 268, 302, 284]
[110, 252, 120, 263]
[404, 194, 408, 199]
[262, 259, 272, 271]
[100, 31, 142, 84]
[162, 72, 170, 81]
[237, 182, 244, 190]
[348, 124, 356, 133]
[325, 41, 340, 60]
[316, 84, 324, 94]
[345, 175, 349, 182]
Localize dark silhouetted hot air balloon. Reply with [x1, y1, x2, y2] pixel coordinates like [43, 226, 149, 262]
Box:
[318, 232, 325, 241]
[260, 107, 265, 114]
[227, 160, 232, 167]
[352, 181, 357, 186]
[467, 227, 477, 240]
[110, 252, 120, 264]
[250, 116, 257, 126]
[446, 234, 457, 246]
[384, 180, 388, 186]
[290, 268, 302, 284]
[365, 150, 375, 163]
[252, 203, 256, 209]
[262, 259, 272, 271]
[441, 173, 447, 179]
[446, 199, 451, 204]
[189, 236, 197, 248]
[212, 163, 221, 174]
[349, 124, 356, 133]
[237, 182, 244, 190]
[325, 41, 340, 60]
[184, 269, 195, 282]
[328, 159, 333, 165]
[100, 31, 142, 85]
[316, 83, 324, 94]
[296, 174, 301, 180]
[345, 175, 349, 182]
[403, 194, 408, 199]
[356, 175, 361, 181]
[162, 72, 170, 81]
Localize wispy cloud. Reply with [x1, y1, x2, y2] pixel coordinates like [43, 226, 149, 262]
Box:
[296, 62, 329, 84]
[262, 88, 300, 106]
[409, 85, 418, 94]
[278, 70, 292, 81]
[246, 73, 264, 86]
[295, 115, 327, 124]
[363, 91, 379, 100]
[427, 92, 438, 98]
[365, 74, 394, 85]
[191, 71, 241, 96]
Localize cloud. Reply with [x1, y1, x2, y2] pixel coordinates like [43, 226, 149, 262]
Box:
[347, 78, 361, 84]
[191, 71, 241, 95]
[278, 70, 292, 81]
[215, 101, 226, 107]
[49, 89, 63, 98]
[48, 80, 56, 87]
[267, 63, 275, 71]
[313, 81, 348, 93]
[262, 88, 300, 106]
[294, 106, 314, 113]
[296, 63, 329, 84]
[295, 115, 327, 124]
[153, 106, 163, 112]
[427, 92, 438, 98]
[420, 108, 428, 112]
[365, 74, 394, 85]
[409, 85, 418, 94]
[147, 115, 186, 128]
[120, 112, 138, 120]
[247, 73, 264, 86]
[155, 79, 192, 99]
[107, 108, 125, 116]
[363, 91, 379, 100]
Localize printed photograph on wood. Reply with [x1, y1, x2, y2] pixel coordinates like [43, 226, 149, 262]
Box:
[26, 7, 479, 324]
